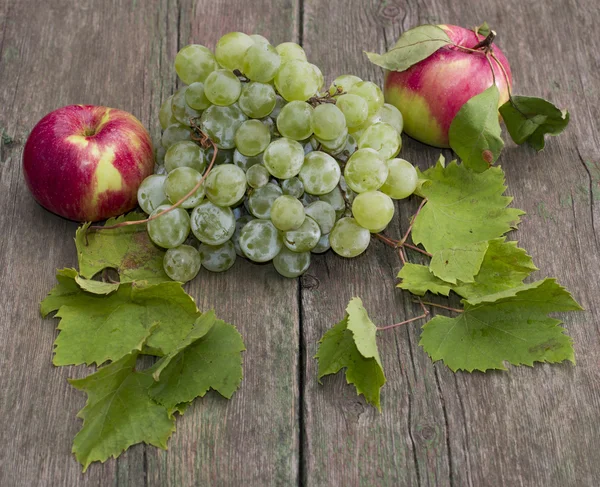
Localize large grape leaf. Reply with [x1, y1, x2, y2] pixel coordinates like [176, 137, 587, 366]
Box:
[419, 278, 582, 372]
[315, 297, 386, 410]
[41, 269, 199, 365]
[69, 351, 175, 472]
[429, 241, 489, 284]
[412, 162, 524, 253]
[75, 212, 170, 284]
[149, 312, 245, 409]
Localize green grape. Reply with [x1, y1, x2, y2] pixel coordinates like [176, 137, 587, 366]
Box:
[335, 135, 358, 164]
[165, 167, 205, 208]
[204, 69, 242, 106]
[281, 177, 304, 198]
[185, 82, 211, 110]
[300, 192, 319, 207]
[283, 216, 321, 252]
[328, 74, 362, 96]
[339, 176, 357, 205]
[316, 129, 348, 155]
[215, 32, 254, 70]
[312, 104, 346, 141]
[311, 233, 330, 254]
[349, 81, 384, 116]
[234, 119, 271, 156]
[335, 94, 369, 129]
[375, 103, 404, 134]
[310, 64, 324, 91]
[147, 205, 191, 249]
[263, 138, 305, 179]
[273, 247, 311, 278]
[232, 214, 255, 256]
[250, 34, 269, 45]
[298, 151, 341, 195]
[246, 164, 270, 189]
[247, 182, 282, 218]
[206, 146, 235, 165]
[138, 175, 168, 215]
[164, 141, 206, 173]
[344, 148, 388, 193]
[163, 244, 202, 282]
[270, 95, 286, 120]
[159, 95, 177, 129]
[205, 164, 247, 207]
[199, 241, 236, 272]
[303, 138, 318, 155]
[305, 200, 336, 234]
[171, 87, 202, 126]
[274, 60, 319, 102]
[276, 101, 314, 140]
[161, 123, 192, 148]
[270, 195, 306, 231]
[319, 186, 345, 218]
[190, 200, 236, 245]
[233, 150, 263, 171]
[239, 219, 283, 262]
[380, 158, 418, 199]
[200, 104, 247, 149]
[261, 116, 275, 136]
[155, 146, 166, 168]
[242, 42, 281, 82]
[238, 82, 277, 118]
[352, 191, 395, 232]
[175, 44, 218, 84]
[275, 42, 307, 63]
[358, 122, 401, 159]
[329, 217, 370, 258]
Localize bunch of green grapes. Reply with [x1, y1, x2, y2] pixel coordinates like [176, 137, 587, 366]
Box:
[138, 32, 419, 282]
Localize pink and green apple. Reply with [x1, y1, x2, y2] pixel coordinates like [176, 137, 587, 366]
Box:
[23, 105, 154, 222]
[384, 25, 513, 148]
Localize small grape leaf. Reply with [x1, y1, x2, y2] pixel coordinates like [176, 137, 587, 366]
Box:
[429, 241, 489, 284]
[69, 351, 175, 472]
[149, 312, 245, 408]
[499, 96, 570, 151]
[315, 297, 386, 410]
[419, 278, 582, 372]
[75, 275, 120, 295]
[448, 85, 505, 172]
[476, 21, 491, 37]
[75, 212, 170, 284]
[41, 269, 199, 365]
[365, 25, 452, 72]
[412, 161, 524, 253]
[398, 238, 537, 299]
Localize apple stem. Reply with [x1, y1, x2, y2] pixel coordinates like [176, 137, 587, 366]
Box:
[472, 30, 496, 50]
[87, 128, 218, 234]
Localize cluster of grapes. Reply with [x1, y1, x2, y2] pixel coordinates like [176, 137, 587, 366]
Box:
[137, 32, 419, 281]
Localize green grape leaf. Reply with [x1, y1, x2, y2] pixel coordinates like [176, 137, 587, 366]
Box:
[74, 275, 120, 295]
[429, 241, 489, 284]
[41, 270, 199, 365]
[476, 21, 491, 37]
[398, 239, 537, 299]
[365, 25, 452, 72]
[75, 212, 170, 284]
[315, 297, 386, 410]
[449, 86, 505, 172]
[397, 263, 453, 297]
[412, 161, 524, 253]
[419, 278, 582, 372]
[69, 351, 175, 472]
[149, 312, 245, 408]
[499, 96, 570, 151]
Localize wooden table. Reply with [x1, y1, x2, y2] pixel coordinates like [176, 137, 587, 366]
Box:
[1, 0, 599, 485]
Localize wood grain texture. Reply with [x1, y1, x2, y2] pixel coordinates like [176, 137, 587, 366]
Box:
[301, 1, 600, 486]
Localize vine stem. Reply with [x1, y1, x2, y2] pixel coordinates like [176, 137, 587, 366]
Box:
[88, 128, 217, 233]
[377, 298, 429, 331]
[418, 300, 463, 313]
[399, 197, 427, 245]
[490, 51, 513, 99]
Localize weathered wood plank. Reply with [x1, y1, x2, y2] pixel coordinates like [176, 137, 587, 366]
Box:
[301, 0, 600, 486]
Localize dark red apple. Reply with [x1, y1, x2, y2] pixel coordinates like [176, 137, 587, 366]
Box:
[384, 25, 513, 148]
[23, 105, 154, 222]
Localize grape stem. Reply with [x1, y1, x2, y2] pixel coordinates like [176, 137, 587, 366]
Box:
[308, 87, 345, 107]
[416, 300, 463, 314]
[377, 298, 429, 331]
[232, 69, 250, 83]
[86, 125, 217, 234]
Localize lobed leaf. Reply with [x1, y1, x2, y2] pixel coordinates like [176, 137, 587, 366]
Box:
[429, 241, 489, 284]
